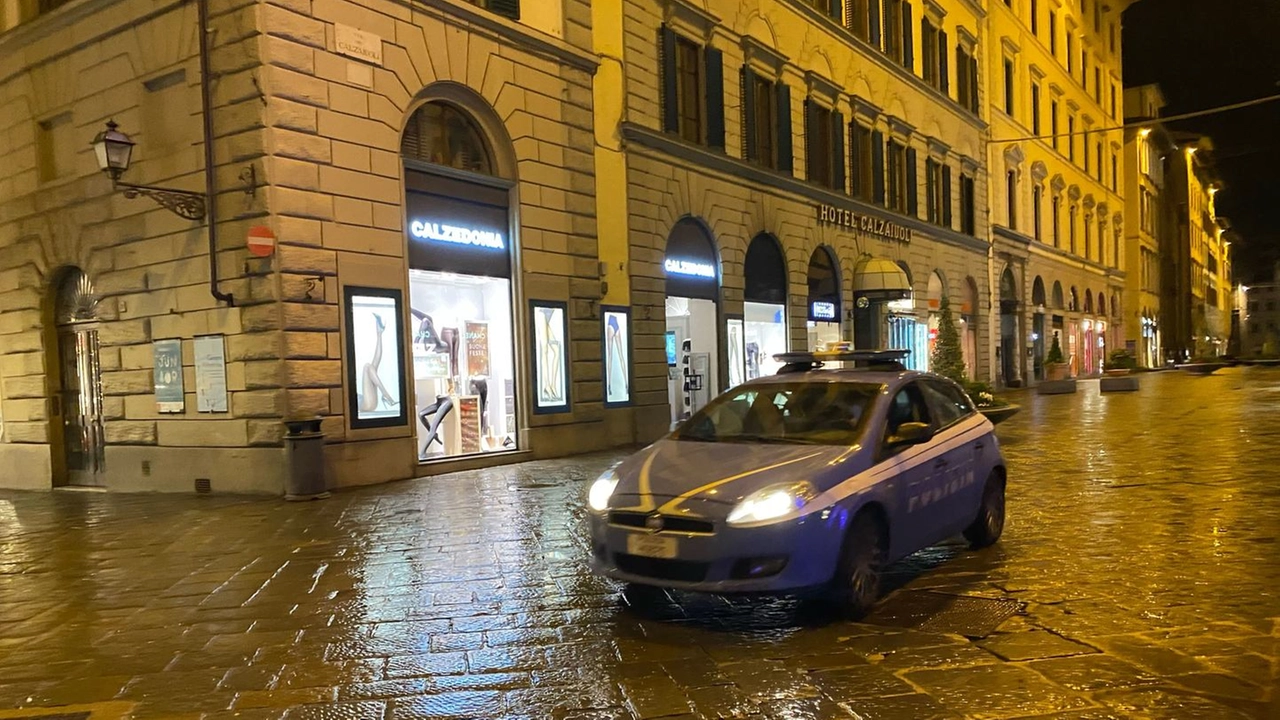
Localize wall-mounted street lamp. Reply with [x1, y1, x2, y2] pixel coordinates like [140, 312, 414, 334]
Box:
[92, 120, 207, 221]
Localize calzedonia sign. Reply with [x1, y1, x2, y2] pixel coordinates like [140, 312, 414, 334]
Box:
[409, 220, 505, 250]
[817, 205, 913, 243]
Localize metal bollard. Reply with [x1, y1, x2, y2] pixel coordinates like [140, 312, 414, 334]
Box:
[284, 418, 329, 501]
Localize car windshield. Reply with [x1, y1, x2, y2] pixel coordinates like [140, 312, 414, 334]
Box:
[674, 381, 882, 446]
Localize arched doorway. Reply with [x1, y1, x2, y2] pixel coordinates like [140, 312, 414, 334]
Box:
[886, 261, 927, 371]
[402, 98, 520, 460]
[1083, 290, 1095, 375]
[664, 217, 720, 426]
[999, 267, 1020, 386]
[1096, 291, 1108, 372]
[926, 271, 946, 371]
[806, 246, 842, 352]
[963, 277, 980, 379]
[1050, 281, 1066, 369]
[1031, 276, 1047, 381]
[1068, 286, 1080, 376]
[743, 233, 788, 379]
[50, 268, 105, 487]
[852, 257, 911, 353]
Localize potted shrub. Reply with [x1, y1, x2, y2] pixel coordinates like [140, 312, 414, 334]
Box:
[1105, 350, 1138, 376]
[1044, 333, 1069, 381]
[930, 298, 1019, 424]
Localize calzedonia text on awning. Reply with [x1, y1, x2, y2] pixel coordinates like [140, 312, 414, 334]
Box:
[817, 205, 913, 243]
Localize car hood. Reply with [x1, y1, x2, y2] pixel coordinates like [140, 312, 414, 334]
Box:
[608, 438, 864, 517]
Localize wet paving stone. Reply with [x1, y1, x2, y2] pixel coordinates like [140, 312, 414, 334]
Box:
[1, 371, 1279, 718]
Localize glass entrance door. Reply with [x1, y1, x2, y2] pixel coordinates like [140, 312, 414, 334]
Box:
[58, 327, 105, 486]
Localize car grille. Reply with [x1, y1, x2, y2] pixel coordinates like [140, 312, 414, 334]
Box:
[608, 511, 715, 534]
[614, 553, 709, 582]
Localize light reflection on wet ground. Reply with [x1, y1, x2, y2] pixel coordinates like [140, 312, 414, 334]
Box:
[0, 369, 1278, 718]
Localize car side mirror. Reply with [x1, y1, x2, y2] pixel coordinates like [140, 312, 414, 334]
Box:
[889, 422, 934, 447]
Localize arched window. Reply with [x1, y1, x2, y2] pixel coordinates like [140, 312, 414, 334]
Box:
[401, 102, 493, 175]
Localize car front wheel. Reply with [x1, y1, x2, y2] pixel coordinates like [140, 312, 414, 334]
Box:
[832, 510, 888, 619]
[964, 470, 1006, 548]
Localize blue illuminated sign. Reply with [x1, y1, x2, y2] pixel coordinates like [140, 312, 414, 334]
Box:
[811, 301, 837, 320]
[664, 257, 716, 279]
[409, 220, 504, 250]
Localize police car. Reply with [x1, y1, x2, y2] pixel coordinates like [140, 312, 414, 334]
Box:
[586, 350, 1007, 616]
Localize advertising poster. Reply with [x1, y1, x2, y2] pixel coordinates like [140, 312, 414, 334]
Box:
[465, 321, 490, 377]
[345, 288, 408, 429]
[153, 339, 185, 413]
[603, 308, 630, 406]
[457, 395, 482, 454]
[665, 330, 678, 366]
[531, 301, 569, 413]
[193, 335, 229, 413]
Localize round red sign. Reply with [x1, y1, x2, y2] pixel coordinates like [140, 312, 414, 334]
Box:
[247, 225, 276, 258]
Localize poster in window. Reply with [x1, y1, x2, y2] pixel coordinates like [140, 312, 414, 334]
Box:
[665, 330, 678, 366]
[193, 334, 229, 413]
[465, 321, 490, 377]
[602, 307, 630, 407]
[153, 339, 185, 413]
[726, 317, 745, 389]
[457, 395, 482, 454]
[531, 300, 570, 414]
[344, 286, 408, 429]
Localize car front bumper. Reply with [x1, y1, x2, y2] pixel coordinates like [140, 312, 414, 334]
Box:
[587, 509, 847, 593]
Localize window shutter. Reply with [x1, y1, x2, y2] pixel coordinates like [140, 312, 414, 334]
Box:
[942, 165, 953, 228]
[804, 98, 814, 180]
[850, 123, 863, 197]
[829, 0, 842, 20]
[660, 26, 679, 133]
[906, 147, 918, 216]
[488, 0, 520, 20]
[872, 130, 886, 205]
[969, 56, 979, 112]
[902, 3, 914, 71]
[833, 110, 846, 193]
[925, 160, 936, 221]
[955, 46, 966, 105]
[870, 0, 882, 49]
[705, 47, 725, 150]
[776, 83, 793, 174]
[939, 30, 949, 94]
[741, 67, 757, 161]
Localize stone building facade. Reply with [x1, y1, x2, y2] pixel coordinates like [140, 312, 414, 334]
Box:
[0, 0, 606, 492]
[1121, 84, 1172, 368]
[986, 0, 1132, 385]
[609, 0, 995, 442]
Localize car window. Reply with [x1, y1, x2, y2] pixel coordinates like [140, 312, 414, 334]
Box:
[920, 380, 972, 429]
[884, 382, 932, 436]
[675, 381, 883, 446]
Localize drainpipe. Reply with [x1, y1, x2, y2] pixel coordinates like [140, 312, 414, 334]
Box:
[198, 0, 234, 306]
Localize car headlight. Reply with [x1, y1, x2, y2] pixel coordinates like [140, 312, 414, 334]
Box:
[588, 471, 620, 512]
[727, 482, 819, 526]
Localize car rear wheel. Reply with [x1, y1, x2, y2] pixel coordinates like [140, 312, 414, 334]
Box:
[964, 471, 1005, 549]
[832, 510, 887, 619]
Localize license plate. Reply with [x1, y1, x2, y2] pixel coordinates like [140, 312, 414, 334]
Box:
[626, 533, 678, 559]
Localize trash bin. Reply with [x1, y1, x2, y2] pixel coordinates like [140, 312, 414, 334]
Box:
[284, 418, 329, 501]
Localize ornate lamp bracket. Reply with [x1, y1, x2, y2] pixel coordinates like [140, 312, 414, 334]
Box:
[115, 181, 207, 221]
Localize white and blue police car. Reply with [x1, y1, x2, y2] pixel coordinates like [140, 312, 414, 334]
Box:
[587, 350, 1007, 616]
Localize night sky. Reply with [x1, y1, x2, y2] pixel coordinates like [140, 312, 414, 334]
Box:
[1123, 0, 1280, 284]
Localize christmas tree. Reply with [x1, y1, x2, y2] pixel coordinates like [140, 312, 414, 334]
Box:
[930, 296, 967, 384]
[1046, 332, 1065, 364]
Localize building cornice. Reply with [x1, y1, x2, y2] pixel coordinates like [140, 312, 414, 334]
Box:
[621, 122, 991, 254]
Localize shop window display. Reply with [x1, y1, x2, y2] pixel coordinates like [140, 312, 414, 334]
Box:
[410, 270, 515, 459]
[531, 301, 570, 413]
[744, 302, 786, 379]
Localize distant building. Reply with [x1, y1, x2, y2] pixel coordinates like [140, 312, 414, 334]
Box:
[1122, 85, 1175, 368]
[1241, 264, 1280, 358]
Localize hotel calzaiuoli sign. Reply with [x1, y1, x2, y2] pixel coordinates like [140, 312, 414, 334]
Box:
[817, 205, 913, 243]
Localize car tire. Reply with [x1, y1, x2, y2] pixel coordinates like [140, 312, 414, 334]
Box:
[832, 510, 888, 619]
[964, 471, 1006, 549]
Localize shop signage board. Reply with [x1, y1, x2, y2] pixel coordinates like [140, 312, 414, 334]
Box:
[153, 339, 185, 413]
[409, 220, 505, 250]
[193, 334, 228, 413]
[810, 301, 837, 321]
[664, 258, 716, 278]
[816, 205, 913, 242]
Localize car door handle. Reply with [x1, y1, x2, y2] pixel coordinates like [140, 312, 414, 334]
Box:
[974, 443, 984, 451]
[934, 458, 949, 468]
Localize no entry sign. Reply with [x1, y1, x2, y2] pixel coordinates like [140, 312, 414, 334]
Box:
[247, 225, 276, 257]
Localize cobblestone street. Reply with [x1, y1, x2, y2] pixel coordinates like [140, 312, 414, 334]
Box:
[1, 369, 1278, 719]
